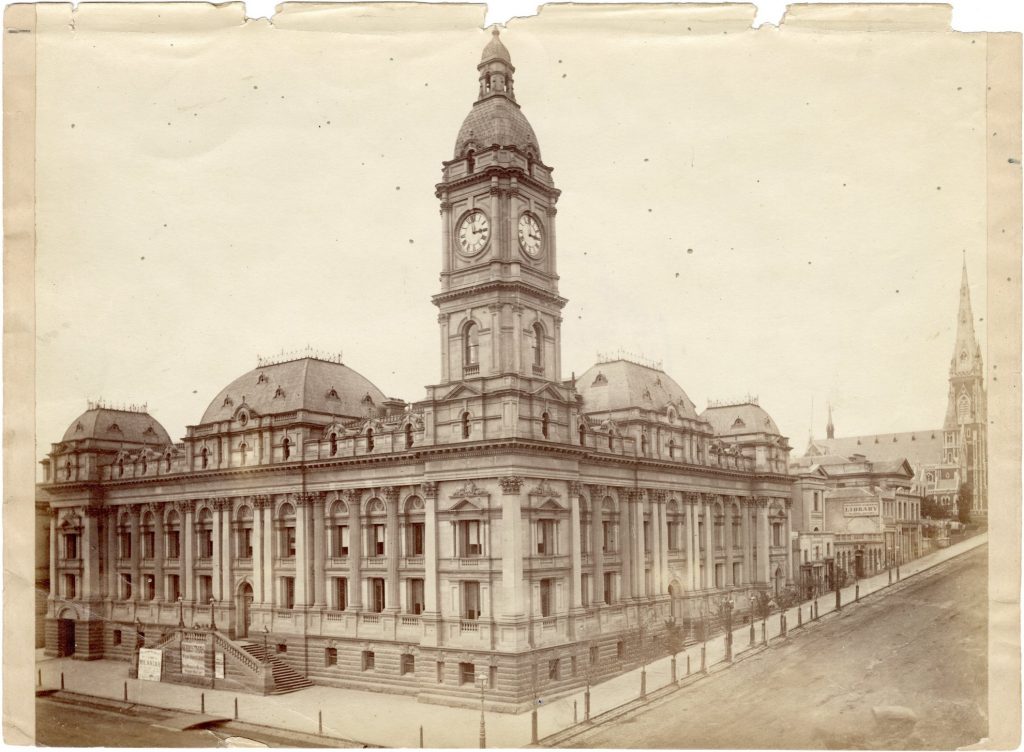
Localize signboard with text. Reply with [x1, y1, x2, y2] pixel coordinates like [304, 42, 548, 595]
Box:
[181, 641, 207, 677]
[843, 502, 879, 517]
[215, 652, 225, 679]
[138, 648, 163, 682]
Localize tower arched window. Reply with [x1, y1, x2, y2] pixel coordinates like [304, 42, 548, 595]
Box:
[461, 412, 471, 439]
[239, 442, 248, 465]
[200, 447, 209, 470]
[165, 453, 171, 472]
[608, 432, 614, 451]
[464, 322, 479, 368]
[282, 437, 291, 460]
[532, 322, 544, 369]
[668, 439, 676, 460]
[65, 460, 73, 480]
[541, 412, 550, 439]
[329, 432, 338, 457]
[405, 423, 414, 449]
[366, 428, 375, 453]
[466, 150, 475, 175]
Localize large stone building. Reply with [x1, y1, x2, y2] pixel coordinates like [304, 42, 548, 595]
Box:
[38, 31, 796, 708]
[803, 259, 988, 517]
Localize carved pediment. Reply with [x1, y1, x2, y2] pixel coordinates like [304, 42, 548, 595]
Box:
[528, 479, 562, 498]
[448, 480, 488, 499]
[441, 383, 482, 401]
[448, 498, 482, 513]
[535, 498, 566, 512]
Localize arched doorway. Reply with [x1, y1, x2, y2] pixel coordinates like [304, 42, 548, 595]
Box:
[668, 580, 683, 620]
[773, 566, 785, 595]
[236, 582, 254, 638]
[56, 609, 76, 657]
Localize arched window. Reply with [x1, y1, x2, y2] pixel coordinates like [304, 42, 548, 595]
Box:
[141, 456, 148, 475]
[65, 460, 73, 480]
[239, 442, 248, 465]
[641, 433, 649, 456]
[608, 432, 613, 450]
[405, 423, 413, 449]
[329, 432, 338, 457]
[164, 453, 171, 472]
[541, 412, 550, 439]
[532, 322, 544, 368]
[366, 428, 375, 452]
[578, 424, 586, 446]
[118, 458, 124, 477]
[200, 447, 209, 470]
[463, 322, 479, 367]
[461, 412, 471, 439]
[668, 439, 676, 460]
[466, 150, 475, 174]
[282, 437, 291, 460]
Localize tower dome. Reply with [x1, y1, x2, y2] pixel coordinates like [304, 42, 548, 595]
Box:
[453, 28, 541, 160]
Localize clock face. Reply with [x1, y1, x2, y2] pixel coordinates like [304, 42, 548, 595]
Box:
[457, 210, 490, 256]
[518, 213, 543, 257]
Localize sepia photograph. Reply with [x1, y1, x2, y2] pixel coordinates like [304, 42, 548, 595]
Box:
[4, 1, 1021, 748]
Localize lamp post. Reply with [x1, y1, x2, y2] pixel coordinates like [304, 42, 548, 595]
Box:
[262, 625, 270, 662]
[721, 596, 734, 662]
[209, 597, 217, 631]
[475, 672, 488, 748]
[177, 595, 185, 628]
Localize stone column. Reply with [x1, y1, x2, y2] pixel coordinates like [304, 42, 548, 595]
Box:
[49, 510, 58, 601]
[423, 483, 439, 614]
[129, 505, 141, 601]
[512, 306, 524, 375]
[152, 505, 165, 600]
[345, 489, 363, 610]
[568, 482, 583, 609]
[784, 499, 794, 584]
[620, 490, 633, 600]
[83, 507, 102, 600]
[294, 494, 311, 607]
[499, 476, 525, 617]
[181, 502, 195, 602]
[221, 500, 234, 602]
[725, 498, 735, 588]
[703, 495, 715, 589]
[686, 494, 699, 591]
[651, 491, 666, 597]
[253, 496, 270, 605]
[741, 497, 753, 585]
[631, 491, 646, 598]
[438, 313, 450, 383]
[590, 485, 605, 605]
[384, 487, 400, 611]
[209, 499, 223, 602]
[313, 494, 327, 607]
[756, 497, 770, 584]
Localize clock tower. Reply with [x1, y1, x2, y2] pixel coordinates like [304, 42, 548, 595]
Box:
[425, 29, 577, 445]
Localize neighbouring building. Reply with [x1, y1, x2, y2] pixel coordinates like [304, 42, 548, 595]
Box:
[802, 259, 988, 518]
[37, 30, 796, 709]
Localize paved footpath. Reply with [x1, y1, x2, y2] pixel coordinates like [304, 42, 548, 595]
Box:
[38, 534, 987, 748]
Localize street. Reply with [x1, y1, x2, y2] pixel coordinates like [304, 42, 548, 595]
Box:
[563, 545, 988, 749]
[35, 694, 336, 748]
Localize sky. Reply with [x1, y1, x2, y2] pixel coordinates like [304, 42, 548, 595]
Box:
[32, 2, 993, 460]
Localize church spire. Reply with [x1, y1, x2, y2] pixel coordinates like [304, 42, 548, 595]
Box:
[826, 401, 835, 440]
[951, 255, 982, 375]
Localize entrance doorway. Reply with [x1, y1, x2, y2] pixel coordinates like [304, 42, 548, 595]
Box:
[854, 550, 865, 578]
[57, 618, 76, 657]
[237, 582, 254, 638]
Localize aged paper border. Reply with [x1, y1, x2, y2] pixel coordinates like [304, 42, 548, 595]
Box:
[3, 2, 1021, 747]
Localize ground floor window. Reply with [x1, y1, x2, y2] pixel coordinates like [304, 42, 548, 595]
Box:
[616, 640, 625, 659]
[362, 650, 375, 671]
[113, 629, 122, 646]
[325, 647, 337, 666]
[548, 658, 560, 681]
[401, 654, 415, 675]
[459, 662, 475, 685]
[590, 645, 599, 664]
[436, 661, 444, 683]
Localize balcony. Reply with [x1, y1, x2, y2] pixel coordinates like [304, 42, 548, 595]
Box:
[441, 556, 496, 571]
[361, 556, 387, 570]
[525, 554, 570, 571]
[273, 557, 295, 570]
[401, 556, 425, 569]
[463, 364, 480, 376]
[459, 619, 479, 633]
[235, 557, 253, 569]
[326, 556, 350, 569]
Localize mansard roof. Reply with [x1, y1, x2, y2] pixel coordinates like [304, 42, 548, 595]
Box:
[62, 406, 171, 446]
[701, 401, 781, 437]
[576, 359, 699, 419]
[199, 357, 386, 425]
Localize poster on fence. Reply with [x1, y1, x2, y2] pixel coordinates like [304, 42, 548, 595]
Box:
[137, 648, 162, 682]
[181, 641, 206, 677]
[215, 652, 225, 679]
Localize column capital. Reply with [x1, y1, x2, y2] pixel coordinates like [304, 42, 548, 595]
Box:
[176, 500, 196, 514]
[753, 496, 769, 508]
[499, 476, 524, 495]
[651, 489, 667, 504]
[295, 491, 322, 507]
[143, 502, 160, 516]
[422, 482, 438, 500]
[211, 497, 231, 511]
[685, 491, 701, 504]
[588, 484, 608, 500]
[625, 489, 643, 503]
[127, 503, 142, 518]
[783, 498, 792, 510]
[253, 494, 273, 509]
[84, 505, 105, 519]
[342, 488, 365, 505]
[380, 486, 400, 504]
[568, 481, 584, 497]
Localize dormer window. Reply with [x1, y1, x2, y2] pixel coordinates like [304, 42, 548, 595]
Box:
[108, 423, 121, 433]
[274, 386, 285, 399]
[117, 458, 124, 477]
[732, 418, 745, 429]
[238, 410, 249, 427]
[326, 387, 340, 400]
[223, 396, 234, 408]
[257, 372, 268, 384]
[75, 422, 83, 433]
[362, 393, 375, 407]
[141, 456, 147, 474]
[592, 373, 607, 386]
[165, 453, 171, 472]
[144, 426, 156, 436]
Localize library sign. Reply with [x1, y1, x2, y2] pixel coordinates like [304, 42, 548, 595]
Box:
[843, 502, 879, 517]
